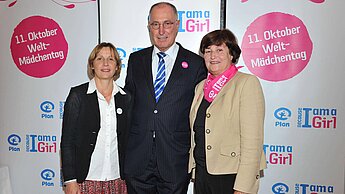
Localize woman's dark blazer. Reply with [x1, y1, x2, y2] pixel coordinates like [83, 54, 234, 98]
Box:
[60, 82, 132, 183]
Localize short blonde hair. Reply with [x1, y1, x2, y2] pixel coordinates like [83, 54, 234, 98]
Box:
[87, 42, 122, 80]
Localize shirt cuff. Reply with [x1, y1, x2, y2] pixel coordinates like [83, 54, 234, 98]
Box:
[64, 179, 77, 186]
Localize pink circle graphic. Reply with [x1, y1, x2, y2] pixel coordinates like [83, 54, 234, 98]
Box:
[10, 15, 68, 78]
[181, 61, 189, 68]
[241, 12, 313, 82]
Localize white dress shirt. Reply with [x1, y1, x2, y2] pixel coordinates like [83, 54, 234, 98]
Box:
[152, 43, 179, 84]
[85, 78, 122, 181]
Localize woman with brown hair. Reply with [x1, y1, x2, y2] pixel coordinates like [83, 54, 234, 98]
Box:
[61, 42, 131, 194]
[189, 29, 267, 194]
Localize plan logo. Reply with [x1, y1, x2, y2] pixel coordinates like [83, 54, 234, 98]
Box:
[264, 144, 293, 165]
[41, 169, 55, 187]
[8, 134, 21, 152]
[178, 10, 211, 33]
[116, 47, 127, 68]
[274, 107, 291, 128]
[272, 182, 289, 194]
[40, 101, 54, 119]
[297, 108, 336, 129]
[26, 134, 57, 153]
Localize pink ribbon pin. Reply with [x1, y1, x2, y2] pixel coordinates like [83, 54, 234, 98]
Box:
[182, 61, 188, 69]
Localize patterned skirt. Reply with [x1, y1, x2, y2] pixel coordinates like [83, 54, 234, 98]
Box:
[78, 178, 127, 194]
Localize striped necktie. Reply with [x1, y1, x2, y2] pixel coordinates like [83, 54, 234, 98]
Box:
[154, 52, 166, 102]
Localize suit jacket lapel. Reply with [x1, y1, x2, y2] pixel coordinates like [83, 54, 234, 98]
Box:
[86, 91, 101, 123]
[190, 81, 205, 127]
[143, 47, 156, 100]
[163, 45, 186, 94]
[115, 92, 126, 135]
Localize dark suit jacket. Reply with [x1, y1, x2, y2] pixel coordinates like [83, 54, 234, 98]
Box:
[124, 43, 206, 182]
[60, 82, 132, 183]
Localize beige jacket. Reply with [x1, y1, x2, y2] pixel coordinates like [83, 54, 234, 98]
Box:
[188, 71, 267, 194]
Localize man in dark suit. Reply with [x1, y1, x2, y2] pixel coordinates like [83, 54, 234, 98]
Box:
[124, 2, 206, 194]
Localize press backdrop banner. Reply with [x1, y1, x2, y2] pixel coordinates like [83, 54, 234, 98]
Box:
[0, 0, 98, 193]
[1, 0, 344, 194]
[227, 0, 345, 194]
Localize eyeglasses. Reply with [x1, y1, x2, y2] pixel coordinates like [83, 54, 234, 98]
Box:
[149, 20, 177, 30]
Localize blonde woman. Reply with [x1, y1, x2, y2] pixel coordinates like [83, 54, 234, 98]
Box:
[61, 42, 131, 194]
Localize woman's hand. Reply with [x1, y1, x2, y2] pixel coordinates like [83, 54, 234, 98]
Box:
[64, 181, 81, 194]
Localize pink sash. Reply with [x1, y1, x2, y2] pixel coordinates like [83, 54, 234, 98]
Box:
[203, 65, 239, 102]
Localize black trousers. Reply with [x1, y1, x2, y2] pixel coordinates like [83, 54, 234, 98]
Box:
[125, 143, 190, 194]
[194, 165, 236, 194]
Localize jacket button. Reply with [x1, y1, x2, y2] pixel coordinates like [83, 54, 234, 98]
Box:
[205, 129, 211, 134]
[207, 145, 212, 150]
[206, 113, 211, 118]
[231, 152, 236, 157]
[90, 144, 94, 146]
[153, 110, 158, 114]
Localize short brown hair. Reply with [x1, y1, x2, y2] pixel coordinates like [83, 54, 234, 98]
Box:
[87, 42, 122, 80]
[200, 29, 241, 64]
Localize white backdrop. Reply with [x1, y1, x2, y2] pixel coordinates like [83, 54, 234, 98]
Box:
[1, 0, 345, 194]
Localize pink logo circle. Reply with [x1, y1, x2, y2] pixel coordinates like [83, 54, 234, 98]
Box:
[241, 12, 313, 82]
[10, 15, 68, 78]
[182, 61, 189, 68]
